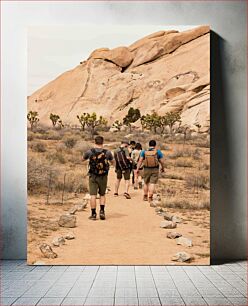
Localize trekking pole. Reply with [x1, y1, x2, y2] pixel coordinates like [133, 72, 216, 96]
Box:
[61, 173, 66, 205]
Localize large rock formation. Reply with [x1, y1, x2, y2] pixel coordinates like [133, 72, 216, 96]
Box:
[28, 26, 210, 132]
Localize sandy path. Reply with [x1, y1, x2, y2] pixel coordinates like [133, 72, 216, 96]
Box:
[41, 167, 209, 265]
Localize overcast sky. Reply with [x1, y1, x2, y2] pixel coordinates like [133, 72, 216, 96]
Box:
[28, 25, 197, 95]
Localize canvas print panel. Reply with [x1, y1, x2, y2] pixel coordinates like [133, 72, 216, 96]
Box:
[27, 25, 210, 265]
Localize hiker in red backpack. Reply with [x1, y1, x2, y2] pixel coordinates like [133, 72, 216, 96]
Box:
[135, 140, 165, 205]
[83, 136, 114, 220]
[114, 140, 132, 199]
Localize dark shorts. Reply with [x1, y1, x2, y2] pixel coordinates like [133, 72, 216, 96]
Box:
[116, 168, 131, 180]
[143, 168, 159, 184]
[89, 174, 108, 196]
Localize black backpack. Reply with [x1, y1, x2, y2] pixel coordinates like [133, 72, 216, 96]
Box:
[115, 148, 130, 171]
[89, 149, 109, 176]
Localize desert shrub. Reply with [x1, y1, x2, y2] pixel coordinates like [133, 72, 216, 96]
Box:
[30, 141, 47, 153]
[192, 148, 201, 160]
[63, 137, 77, 148]
[27, 134, 34, 141]
[159, 143, 170, 151]
[186, 174, 210, 190]
[61, 171, 88, 193]
[27, 157, 58, 193]
[74, 141, 92, 154]
[160, 198, 210, 210]
[46, 130, 63, 140]
[46, 152, 66, 164]
[161, 173, 184, 180]
[168, 149, 192, 159]
[174, 159, 193, 168]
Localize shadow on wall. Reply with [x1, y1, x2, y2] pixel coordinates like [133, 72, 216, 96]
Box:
[210, 31, 245, 263]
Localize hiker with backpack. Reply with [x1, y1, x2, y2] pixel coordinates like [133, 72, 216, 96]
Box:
[131, 142, 143, 190]
[114, 140, 132, 199]
[128, 140, 136, 186]
[83, 136, 114, 220]
[135, 140, 165, 204]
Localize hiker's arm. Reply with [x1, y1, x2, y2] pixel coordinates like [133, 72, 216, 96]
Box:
[82, 150, 90, 162]
[136, 157, 144, 172]
[109, 158, 116, 167]
[159, 158, 165, 172]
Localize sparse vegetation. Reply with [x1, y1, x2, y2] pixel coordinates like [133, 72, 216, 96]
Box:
[63, 137, 77, 149]
[30, 141, 47, 153]
[27, 111, 39, 131]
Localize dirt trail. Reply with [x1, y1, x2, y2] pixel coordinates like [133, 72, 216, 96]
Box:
[40, 167, 209, 265]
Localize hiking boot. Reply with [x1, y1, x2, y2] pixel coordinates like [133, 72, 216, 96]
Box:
[89, 213, 97, 220]
[134, 186, 138, 190]
[143, 195, 148, 201]
[99, 210, 105, 220]
[138, 182, 143, 189]
[124, 192, 131, 199]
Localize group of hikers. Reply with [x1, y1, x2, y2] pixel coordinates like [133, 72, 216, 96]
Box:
[83, 136, 165, 220]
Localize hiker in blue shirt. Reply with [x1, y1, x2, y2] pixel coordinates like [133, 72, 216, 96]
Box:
[136, 140, 165, 205]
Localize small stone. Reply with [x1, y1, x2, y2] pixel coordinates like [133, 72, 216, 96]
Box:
[52, 236, 66, 247]
[160, 220, 177, 229]
[171, 251, 192, 262]
[154, 194, 161, 202]
[172, 215, 182, 223]
[64, 232, 75, 240]
[163, 212, 173, 221]
[75, 204, 86, 211]
[84, 194, 91, 200]
[155, 208, 164, 213]
[167, 232, 182, 239]
[68, 206, 78, 215]
[33, 261, 45, 265]
[150, 202, 157, 208]
[39, 243, 58, 259]
[176, 236, 193, 247]
[58, 215, 76, 228]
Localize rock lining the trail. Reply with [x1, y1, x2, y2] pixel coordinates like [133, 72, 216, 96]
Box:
[39, 243, 58, 259]
[171, 251, 192, 262]
[52, 236, 66, 247]
[167, 231, 182, 239]
[160, 220, 177, 229]
[64, 232, 75, 240]
[58, 215, 76, 228]
[176, 236, 193, 247]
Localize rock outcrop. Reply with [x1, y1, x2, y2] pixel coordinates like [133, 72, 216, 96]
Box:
[28, 26, 210, 132]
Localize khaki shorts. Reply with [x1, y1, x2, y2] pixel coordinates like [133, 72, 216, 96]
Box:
[116, 168, 131, 180]
[143, 168, 159, 184]
[89, 174, 108, 196]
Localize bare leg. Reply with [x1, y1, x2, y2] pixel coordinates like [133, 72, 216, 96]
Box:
[90, 195, 97, 209]
[115, 179, 121, 194]
[148, 183, 155, 199]
[100, 195, 106, 206]
[144, 183, 149, 196]
[125, 179, 130, 194]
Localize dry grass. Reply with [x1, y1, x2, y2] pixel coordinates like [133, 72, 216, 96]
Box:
[160, 198, 210, 210]
[185, 174, 210, 190]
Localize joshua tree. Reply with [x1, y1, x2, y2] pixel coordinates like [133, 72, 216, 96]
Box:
[49, 113, 60, 127]
[164, 111, 182, 134]
[140, 112, 161, 134]
[77, 113, 89, 131]
[123, 107, 141, 132]
[112, 120, 123, 131]
[86, 112, 108, 138]
[27, 111, 39, 131]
